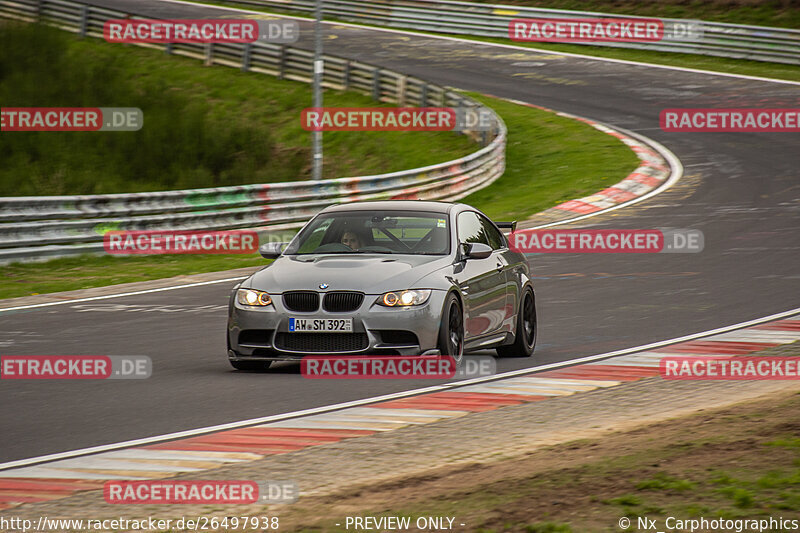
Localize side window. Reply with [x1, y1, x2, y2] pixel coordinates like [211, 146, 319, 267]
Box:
[457, 211, 488, 246]
[479, 215, 505, 250]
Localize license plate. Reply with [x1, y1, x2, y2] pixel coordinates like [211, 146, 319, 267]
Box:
[288, 318, 353, 332]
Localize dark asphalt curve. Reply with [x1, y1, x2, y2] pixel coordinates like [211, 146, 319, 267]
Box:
[1, 0, 798, 463]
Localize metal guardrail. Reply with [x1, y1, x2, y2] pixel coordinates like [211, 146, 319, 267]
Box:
[222, 0, 800, 66]
[0, 0, 507, 263]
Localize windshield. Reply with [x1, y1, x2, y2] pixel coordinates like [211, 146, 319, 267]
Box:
[284, 211, 450, 255]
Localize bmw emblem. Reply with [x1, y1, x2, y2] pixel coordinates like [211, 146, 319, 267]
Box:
[319, 283, 329, 289]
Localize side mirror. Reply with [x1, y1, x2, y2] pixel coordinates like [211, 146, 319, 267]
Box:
[464, 242, 492, 260]
[259, 242, 287, 259]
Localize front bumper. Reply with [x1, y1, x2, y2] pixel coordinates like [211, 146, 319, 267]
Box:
[227, 290, 447, 360]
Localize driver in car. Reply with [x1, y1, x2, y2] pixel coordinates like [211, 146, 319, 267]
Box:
[341, 230, 363, 250]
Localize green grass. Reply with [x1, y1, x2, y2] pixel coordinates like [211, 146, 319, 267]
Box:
[461, 93, 638, 222]
[194, 0, 800, 83]
[0, 255, 268, 298]
[0, 22, 476, 195]
[635, 472, 696, 492]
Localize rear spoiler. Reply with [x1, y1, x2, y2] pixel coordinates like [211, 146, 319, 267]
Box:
[495, 221, 517, 232]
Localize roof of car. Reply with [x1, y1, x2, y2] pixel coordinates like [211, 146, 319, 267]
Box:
[320, 200, 459, 214]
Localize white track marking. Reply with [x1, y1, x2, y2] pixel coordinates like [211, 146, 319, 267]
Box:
[157, 0, 800, 86]
[588, 358, 663, 367]
[1, 307, 797, 471]
[456, 385, 575, 396]
[101, 449, 256, 462]
[0, 276, 248, 313]
[259, 420, 400, 431]
[704, 330, 800, 343]
[0, 467, 141, 480]
[340, 407, 462, 419]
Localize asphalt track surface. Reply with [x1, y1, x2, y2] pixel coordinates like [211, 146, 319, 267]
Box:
[1, 0, 798, 463]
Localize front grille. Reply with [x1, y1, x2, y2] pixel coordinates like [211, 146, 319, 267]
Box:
[323, 291, 364, 312]
[275, 332, 369, 353]
[283, 291, 319, 312]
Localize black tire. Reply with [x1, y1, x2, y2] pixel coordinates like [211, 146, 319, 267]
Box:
[229, 360, 272, 371]
[437, 293, 464, 363]
[496, 287, 536, 358]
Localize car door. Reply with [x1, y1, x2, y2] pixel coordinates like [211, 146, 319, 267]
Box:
[476, 213, 517, 334]
[455, 211, 508, 340]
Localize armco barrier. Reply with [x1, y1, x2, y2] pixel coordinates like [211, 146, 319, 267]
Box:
[0, 0, 506, 263]
[217, 0, 800, 66]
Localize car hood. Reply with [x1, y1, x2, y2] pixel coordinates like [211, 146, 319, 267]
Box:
[247, 254, 452, 293]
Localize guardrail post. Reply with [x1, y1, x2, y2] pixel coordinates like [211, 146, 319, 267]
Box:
[204, 43, 213, 66]
[78, 5, 88, 37]
[342, 60, 351, 90]
[372, 68, 381, 101]
[397, 75, 407, 106]
[420, 84, 428, 107]
[278, 46, 286, 79]
[36, 0, 44, 22]
[165, 43, 173, 55]
[241, 43, 252, 72]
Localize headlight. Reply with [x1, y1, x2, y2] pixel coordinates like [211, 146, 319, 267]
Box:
[377, 289, 432, 307]
[237, 288, 273, 307]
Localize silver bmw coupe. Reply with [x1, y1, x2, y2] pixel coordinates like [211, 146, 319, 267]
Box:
[226, 200, 536, 370]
